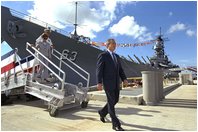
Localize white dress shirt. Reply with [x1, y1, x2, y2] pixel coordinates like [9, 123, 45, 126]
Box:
[107, 49, 117, 63]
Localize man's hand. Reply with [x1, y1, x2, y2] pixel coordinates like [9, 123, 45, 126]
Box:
[97, 83, 103, 91]
[123, 79, 128, 87]
[51, 44, 54, 48]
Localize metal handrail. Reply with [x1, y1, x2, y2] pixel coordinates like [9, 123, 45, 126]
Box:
[26, 42, 65, 90]
[15, 48, 25, 77]
[52, 49, 90, 87]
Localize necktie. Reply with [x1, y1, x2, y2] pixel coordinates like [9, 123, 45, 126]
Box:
[112, 53, 117, 66]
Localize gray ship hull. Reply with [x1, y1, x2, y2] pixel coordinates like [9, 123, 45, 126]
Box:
[1, 6, 154, 86]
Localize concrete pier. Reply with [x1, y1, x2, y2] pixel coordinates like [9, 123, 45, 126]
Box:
[1, 85, 197, 131]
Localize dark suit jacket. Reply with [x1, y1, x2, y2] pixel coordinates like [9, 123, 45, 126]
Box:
[96, 51, 127, 91]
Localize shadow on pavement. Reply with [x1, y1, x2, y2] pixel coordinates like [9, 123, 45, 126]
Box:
[52, 104, 160, 121]
[121, 120, 177, 131]
[164, 85, 180, 96]
[158, 98, 197, 108]
[116, 107, 160, 117]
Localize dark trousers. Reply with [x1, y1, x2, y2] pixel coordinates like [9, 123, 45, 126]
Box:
[99, 89, 121, 127]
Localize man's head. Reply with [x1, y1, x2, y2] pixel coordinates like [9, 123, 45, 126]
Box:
[106, 39, 116, 52]
[41, 29, 51, 40]
[42, 33, 49, 40]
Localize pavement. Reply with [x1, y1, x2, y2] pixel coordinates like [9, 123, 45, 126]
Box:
[88, 83, 181, 105]
[1, 85, 197, 131]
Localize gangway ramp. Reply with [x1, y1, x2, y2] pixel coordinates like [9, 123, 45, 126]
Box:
[1, 42, 91, 117]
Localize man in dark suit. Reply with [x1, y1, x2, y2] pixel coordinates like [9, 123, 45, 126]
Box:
[96, 39, 128, 131]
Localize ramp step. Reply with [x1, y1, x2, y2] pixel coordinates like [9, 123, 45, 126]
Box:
[25, 84, 65, 101]
[63, 95, 75, 104]
[27, 81, 65, 97]
[25, 90, 52, 102]
[33, 77, 58, 84]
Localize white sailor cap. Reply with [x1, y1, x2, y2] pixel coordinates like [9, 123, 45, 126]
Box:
[44, 29, 51, 34]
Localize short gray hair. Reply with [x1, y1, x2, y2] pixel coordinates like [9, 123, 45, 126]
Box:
[106, 38, 116, 47]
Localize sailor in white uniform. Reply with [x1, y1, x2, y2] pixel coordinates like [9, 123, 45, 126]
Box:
[35, 29, 53, 82]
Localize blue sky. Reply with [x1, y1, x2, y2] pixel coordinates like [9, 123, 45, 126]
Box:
[1, 41, 13, 56]
[1, 1, 197, 67]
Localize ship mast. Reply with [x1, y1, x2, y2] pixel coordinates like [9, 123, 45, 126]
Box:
[74, 1, 78, 37]
[159, 27, 161, 36]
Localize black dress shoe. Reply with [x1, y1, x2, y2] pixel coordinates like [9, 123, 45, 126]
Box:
[98, 111, 105, 123]
[113, 126, 125, 131]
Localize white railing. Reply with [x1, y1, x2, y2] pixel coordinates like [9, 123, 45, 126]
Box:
[15, 48, 26, 77]
[26, 42, 66, 90]
[9, 8, 69, 36]
[52, 49, 90, 87]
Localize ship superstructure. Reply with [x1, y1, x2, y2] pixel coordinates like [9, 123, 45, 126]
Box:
[149, 30, 179, 69]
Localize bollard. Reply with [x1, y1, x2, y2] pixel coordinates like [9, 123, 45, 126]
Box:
[154, 71, 160, 103]
[179, 73, 182, 84]
[179, 73, 193, 85]
[142, 71, 158, 106]
[156, 71, 164, 101]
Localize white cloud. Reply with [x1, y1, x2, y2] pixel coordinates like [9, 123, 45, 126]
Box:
[167, 22, 196, 37]
[186, 29, 195, 37]
[27, 0, 129, 39]
[27, 1, 78, 31]
[168, 22, 187, 33]
[102, 0, 117, 20]
[169, 12, 173, 16]
[109, 16, 152, 41]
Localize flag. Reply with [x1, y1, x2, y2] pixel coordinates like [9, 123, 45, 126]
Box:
[1, 49, 17, 74]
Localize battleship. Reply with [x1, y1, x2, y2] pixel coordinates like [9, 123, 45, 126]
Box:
[1, 5, 161, 87]
[1, 5, 185, 95]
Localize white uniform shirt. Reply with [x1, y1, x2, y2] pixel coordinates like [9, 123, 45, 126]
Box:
[36, 35, 52, 58]
[36, 35, 53, 46]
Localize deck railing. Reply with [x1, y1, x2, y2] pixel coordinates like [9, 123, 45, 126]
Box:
[10, 8, 69, 37]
